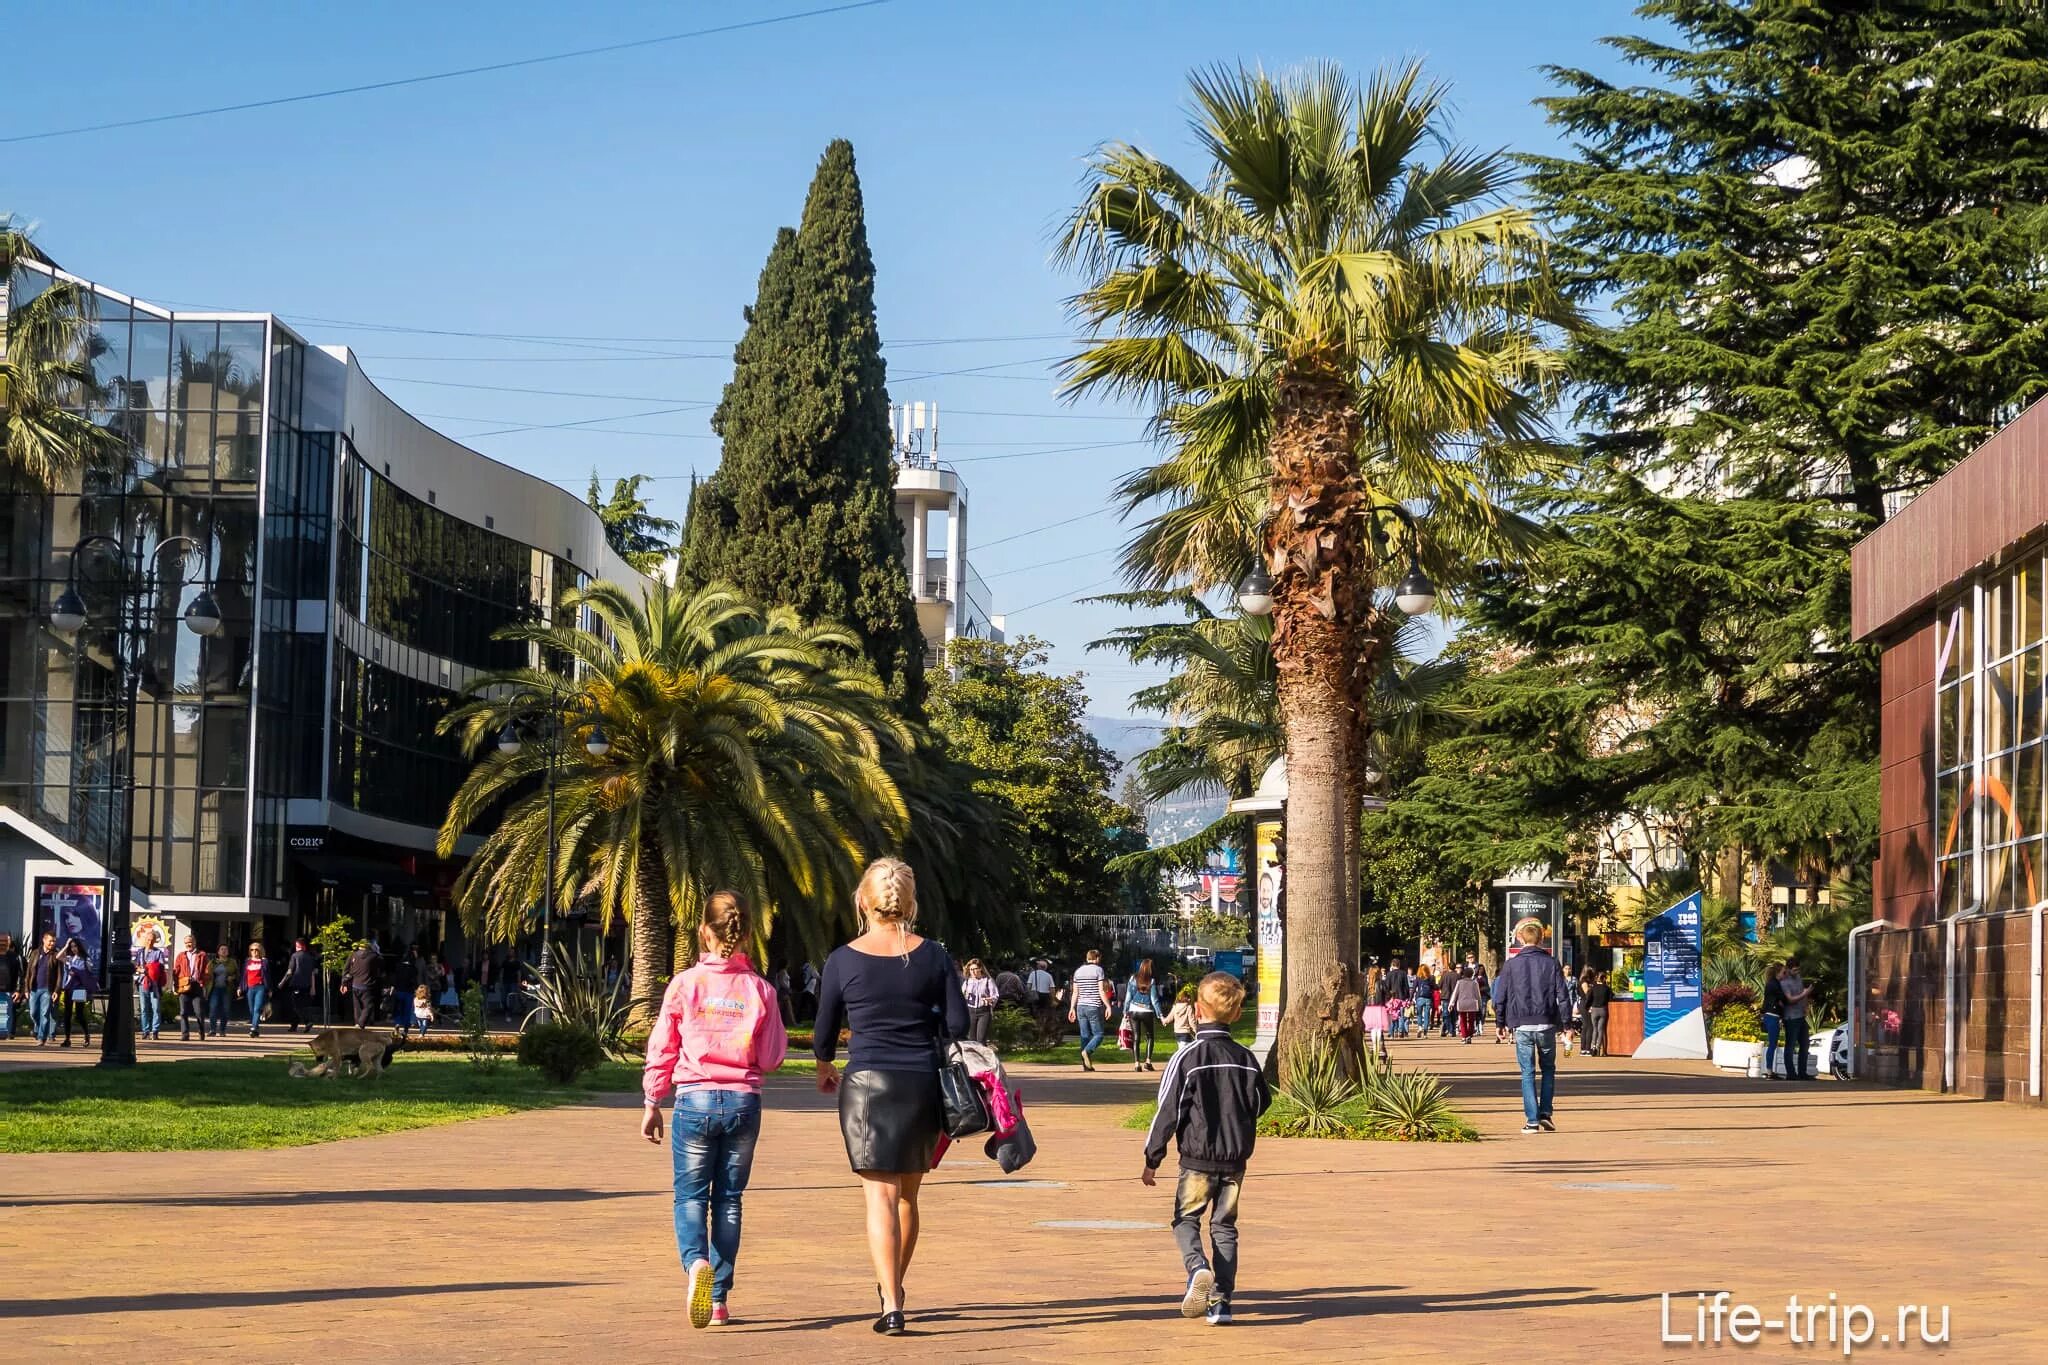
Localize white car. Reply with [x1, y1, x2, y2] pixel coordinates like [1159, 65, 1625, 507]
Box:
[1181, 947, 1214, 967]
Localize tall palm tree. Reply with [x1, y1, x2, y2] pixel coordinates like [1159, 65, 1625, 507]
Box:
[1060, 63, 1572, 1066]
[2, 219, 124, 490]
[1092, 591, 1469, 872]
[438, 580, 909, 1022]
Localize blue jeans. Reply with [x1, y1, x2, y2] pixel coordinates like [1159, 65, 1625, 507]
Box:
[672, 1089, 762, 1302]
[28, 988, 55, 1042]
[0, 995, 11, 1038]
[1513, 1026, 1558, 1125]
[246, 986, 267, 1033]
[1076, 1008, 1106, 1056]
[1414, 999, 1432, 1035]
[138, 987, 161, 1036]
[207, 987, 230, 1034]
[1763, 1013, 1782, 1074]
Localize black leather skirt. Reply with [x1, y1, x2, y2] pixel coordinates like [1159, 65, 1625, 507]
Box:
[838, 1067, 942, 1174]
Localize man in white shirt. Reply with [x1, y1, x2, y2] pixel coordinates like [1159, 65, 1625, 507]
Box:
[1025, 960, 1055, 1007]
[1068, 949, 1115, 1072]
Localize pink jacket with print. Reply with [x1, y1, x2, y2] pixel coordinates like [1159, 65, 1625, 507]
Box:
[641, 952, 789, 1105]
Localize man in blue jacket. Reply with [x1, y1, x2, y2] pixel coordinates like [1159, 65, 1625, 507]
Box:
[1491, 921, 1578, 1134]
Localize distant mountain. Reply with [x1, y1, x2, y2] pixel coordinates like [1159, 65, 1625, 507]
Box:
[1087, 716, 1228, 850]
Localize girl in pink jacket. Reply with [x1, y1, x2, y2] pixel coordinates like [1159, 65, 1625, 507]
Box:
[641, 892, 788, 1330]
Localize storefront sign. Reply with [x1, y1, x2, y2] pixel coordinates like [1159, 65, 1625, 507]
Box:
[1253, 818, 1283, 1060]
[1634, 891, 1709, 1060]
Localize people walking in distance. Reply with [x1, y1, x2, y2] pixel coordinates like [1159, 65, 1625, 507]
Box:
[342, 939, 381, 1028]
[1780, 958, 1817, 1081]
[134, 927, 170, 1041]
[1438, 964, 1456, 1036]
[1448, 965, 1482, 1042]
[392, 946, 421, 1038]
[283, 936, 318, 1031]
[413, 981, 436, 1033]
[813, 858, 967, 1337]
[1068, 948, 1115, 1072]
[24, 931, 63, 1045]
[993, 962, 1027, 1010]
[1142, 972, 1272, 1326]
[56, 937, 97, 1047]
[1169, 983, 1198, 1049]
[207, 942, 237, 1038]
[1579, 969, 1611, 1058]
[1493, 921, 1578, 1133]
[1761, 963, 1787, 1078]
[240, 942, 270, 1037]
[174, 935, 209, 1041]
[1025, 958, 1054, 1010]
[1410, 964, 1434, 1038]
[961, 958, 999, 1044]
[1380, 956, 1410, 1039]
[1123, 958, 1165, 1071]
[772, 963, 796, 1028]
[643, 890, 788, 1331]
[0, 933, 22, 1041]
[1361, 994, 1391, 1063]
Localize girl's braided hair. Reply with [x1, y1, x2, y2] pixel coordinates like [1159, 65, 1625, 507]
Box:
[855, 858, 918, 931]
[700, 890, 747, 959]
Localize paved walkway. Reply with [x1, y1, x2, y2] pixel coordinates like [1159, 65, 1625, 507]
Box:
[1, 1037, 2041, 1361]
[0, 1030, 315, 1071]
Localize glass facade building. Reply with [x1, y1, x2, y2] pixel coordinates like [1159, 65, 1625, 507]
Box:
[1, 257, 643, 953]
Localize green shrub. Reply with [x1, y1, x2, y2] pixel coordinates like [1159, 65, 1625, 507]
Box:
[516, 1022, 604, 1084]
[461, 983, 501, 1073]
[1710, 1001, 1766, 1042]
[990, 1003, 1033, 1053]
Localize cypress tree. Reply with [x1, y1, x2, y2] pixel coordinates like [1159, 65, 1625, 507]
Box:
[680, 140, 924, 704]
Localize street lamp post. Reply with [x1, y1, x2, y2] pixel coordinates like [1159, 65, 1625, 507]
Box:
[48, 533, 223, 1068]
[1237, 501, 1437, 618]
[493, 686, 608, 996]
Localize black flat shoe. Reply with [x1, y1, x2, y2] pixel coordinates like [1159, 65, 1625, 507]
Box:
[873, 1310, 905, 1336]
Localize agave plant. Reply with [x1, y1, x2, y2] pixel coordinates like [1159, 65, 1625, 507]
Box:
[1271, 1036, 1361, 1138]
[521, 949, 635, 1061]
[1357, 1065, 1478, 1142]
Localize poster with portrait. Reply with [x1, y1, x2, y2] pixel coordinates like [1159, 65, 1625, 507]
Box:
[1253, 818, 1283, 1056]
[34, 879, 108, 978]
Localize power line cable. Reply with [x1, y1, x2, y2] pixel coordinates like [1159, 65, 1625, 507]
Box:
[1, 2, 892, 145]
[1006, 574, 1125, 617]
[977, 507, 1117, 549]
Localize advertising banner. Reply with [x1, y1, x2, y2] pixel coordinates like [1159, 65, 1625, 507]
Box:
[1633, 890, 1709, 1060]
[1253, 818, 1283, 1061]
[34, 879, 108, 978]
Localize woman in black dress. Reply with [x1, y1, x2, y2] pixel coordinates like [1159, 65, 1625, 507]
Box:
[813, 858, 967, 1336]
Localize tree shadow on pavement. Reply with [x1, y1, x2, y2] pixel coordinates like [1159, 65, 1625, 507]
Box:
[0, 1187, 642, 1210]
[5, 1281, 586, 1319]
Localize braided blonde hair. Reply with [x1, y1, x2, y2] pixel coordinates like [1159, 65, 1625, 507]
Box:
[855, 858, 918, 940]
[699, 890, 748, 960]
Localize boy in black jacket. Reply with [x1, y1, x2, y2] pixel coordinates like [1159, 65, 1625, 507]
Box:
[1142, 971, 1271, 1325]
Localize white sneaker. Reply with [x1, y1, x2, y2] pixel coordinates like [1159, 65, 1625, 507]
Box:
[1180, 1268, 1214, 1319]
[687, 1259, 714, 1329]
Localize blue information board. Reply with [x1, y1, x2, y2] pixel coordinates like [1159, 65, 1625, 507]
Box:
[1210, 950, 1245, 980]
[1642, 891, 1704, 1042]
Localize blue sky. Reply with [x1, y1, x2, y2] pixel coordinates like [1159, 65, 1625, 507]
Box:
[4, 0, 1647, 716]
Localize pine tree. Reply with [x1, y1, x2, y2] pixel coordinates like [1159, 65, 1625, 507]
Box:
[679, 141, 924, 704]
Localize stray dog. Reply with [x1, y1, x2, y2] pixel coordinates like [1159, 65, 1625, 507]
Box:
[290, 1027, 405, 1078]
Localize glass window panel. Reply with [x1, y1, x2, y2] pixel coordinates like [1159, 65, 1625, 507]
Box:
[1987, 660, 2013, 755]
[170, 321, 219, 409]
[2026, 646, 2045, 747]
[2024, 561, 2044, 649]
[1938, 770, 1961, 854]
[169, 410, 213, 468]
[1939, 857, 1966, 917]
[1989, 580, 2009, 661]
[213, 323, 266, 413]
[128, 320, 172, 410]
[2019, 743, 2043, 844]
[1939, 682, 1962, 772]
[212, 409, 261, 482]
[10, 265, 54, 309]
[87, 316, 132, 405]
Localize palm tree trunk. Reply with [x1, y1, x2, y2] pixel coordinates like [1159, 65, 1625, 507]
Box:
[1266, 369, 1367, 1080]
[629, 827, 673, 1029]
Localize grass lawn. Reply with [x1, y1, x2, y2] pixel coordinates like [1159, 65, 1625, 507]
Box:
[0, 1053, 640, 1154]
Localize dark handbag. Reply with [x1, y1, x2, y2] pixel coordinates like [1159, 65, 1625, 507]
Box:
[936, 1041, 992, 1139]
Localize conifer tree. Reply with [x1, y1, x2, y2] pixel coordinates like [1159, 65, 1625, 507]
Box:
[1400, 2, 2048, 892]
[680, 140, 924, 704]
